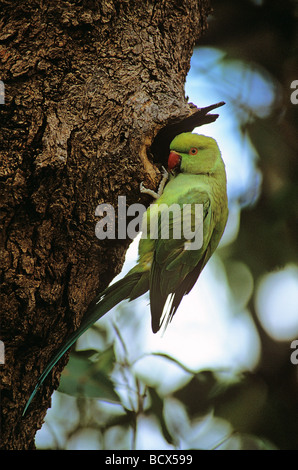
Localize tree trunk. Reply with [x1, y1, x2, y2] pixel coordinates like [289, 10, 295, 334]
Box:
[0, 0, 212, 449]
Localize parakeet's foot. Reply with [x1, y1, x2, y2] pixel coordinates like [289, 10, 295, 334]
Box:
[161, 166, 168, 179]
[157, 166, 168, 196]
[140, 182, 160, 199]
[140, 167, 169, 200]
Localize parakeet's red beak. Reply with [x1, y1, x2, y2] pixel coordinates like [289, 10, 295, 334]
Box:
[168, 151, 181, 171]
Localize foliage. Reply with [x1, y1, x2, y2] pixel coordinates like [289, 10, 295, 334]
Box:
[37, 325, 277, 450]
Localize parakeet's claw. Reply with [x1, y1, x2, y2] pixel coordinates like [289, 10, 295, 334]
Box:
[157, 166, 169, 196]
[140, 167, 169, 200]
[139, 181, 146, 193]
[140, 182, 160, 199]
[161, 166, 168, 179]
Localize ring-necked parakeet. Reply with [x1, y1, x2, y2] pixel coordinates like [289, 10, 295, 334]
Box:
[23, 132, 228, 415]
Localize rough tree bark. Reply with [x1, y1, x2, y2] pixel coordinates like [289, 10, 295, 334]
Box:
[0, 0, 221, 449]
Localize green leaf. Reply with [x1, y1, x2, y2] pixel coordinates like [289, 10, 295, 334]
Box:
[58, 347, 120, 402]
[147, 387, 175, 445]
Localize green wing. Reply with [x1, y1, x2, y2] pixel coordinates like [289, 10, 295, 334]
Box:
[149, 188, 214, 332]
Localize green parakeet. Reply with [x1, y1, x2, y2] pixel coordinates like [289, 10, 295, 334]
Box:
[23, 132, 228, 415]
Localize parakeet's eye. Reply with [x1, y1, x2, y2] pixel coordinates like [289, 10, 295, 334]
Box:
[189, 147, 198, 155]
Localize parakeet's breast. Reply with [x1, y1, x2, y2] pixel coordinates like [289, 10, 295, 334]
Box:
[157, 173, 208, 204]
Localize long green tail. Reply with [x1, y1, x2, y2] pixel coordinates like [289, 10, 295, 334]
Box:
[22, 272, 145, 416]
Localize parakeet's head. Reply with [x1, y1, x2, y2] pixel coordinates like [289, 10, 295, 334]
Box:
[168, 132, 224, 176]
